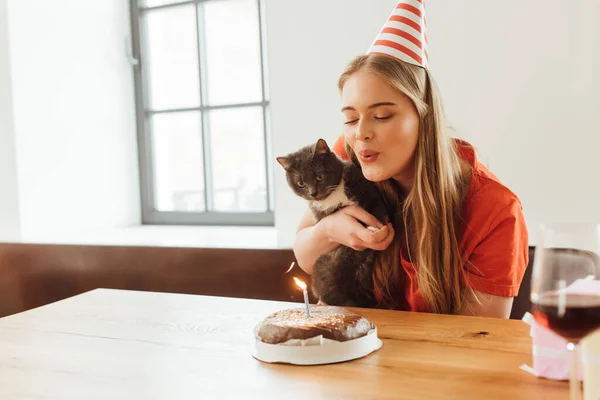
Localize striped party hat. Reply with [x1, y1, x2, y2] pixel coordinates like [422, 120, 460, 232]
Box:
[367, 0, 428, 69]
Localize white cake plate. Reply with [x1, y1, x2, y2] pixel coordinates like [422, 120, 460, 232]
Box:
[251, 327, 383, 365]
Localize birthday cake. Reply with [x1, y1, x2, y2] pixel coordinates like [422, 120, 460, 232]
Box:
[252, 305, 382, 365]
[255, 306, 372, 344]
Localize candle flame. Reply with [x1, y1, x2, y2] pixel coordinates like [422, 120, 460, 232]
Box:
[284, 262, 295, 274]
[293, 277, 307, 291]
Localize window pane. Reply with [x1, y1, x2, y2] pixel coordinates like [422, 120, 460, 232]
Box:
[151, 112, 205, 212]
[144, 6, 200, 110]
[208, 107, 267, 212]
[141, 0, 188, 8]
[202, 0, 263, 105]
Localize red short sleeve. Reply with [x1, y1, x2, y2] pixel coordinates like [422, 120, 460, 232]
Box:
[332, 134, 350, 161]
[463, 199, 529, 297]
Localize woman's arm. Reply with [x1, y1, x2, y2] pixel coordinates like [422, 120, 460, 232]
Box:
[293, 209, 339, 275]
[460, 290, 514, 318]
[293, 206, 395, 275]
[460, 198, 528, 319]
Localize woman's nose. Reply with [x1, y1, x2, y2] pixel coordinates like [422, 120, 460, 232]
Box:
[355, 119, 373, 141]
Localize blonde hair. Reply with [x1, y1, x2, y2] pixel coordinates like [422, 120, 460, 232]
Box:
[338, 54, 471, 314]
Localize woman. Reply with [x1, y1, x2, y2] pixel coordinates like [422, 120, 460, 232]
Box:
[293, 3, 528, 319]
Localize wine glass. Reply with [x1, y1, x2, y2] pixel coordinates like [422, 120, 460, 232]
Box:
[531, 222, 600, 400]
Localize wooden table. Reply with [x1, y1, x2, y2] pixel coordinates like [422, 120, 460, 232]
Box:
[0, 289, 567, 399]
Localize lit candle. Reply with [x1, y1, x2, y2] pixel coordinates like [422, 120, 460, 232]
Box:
[293, 277, 311, 318]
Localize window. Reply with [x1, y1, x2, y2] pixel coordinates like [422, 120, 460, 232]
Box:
[130, 0, 273, 226]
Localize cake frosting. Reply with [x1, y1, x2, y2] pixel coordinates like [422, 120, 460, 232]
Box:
[255, 306, 373, 344]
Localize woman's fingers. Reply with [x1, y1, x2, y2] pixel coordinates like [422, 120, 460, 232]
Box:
[342, 206, 384, 229]
[325, 205, 391, 251]
[371, 223, 395, 251]
[356, 224, 388, 245]
[356, 223, 395, 251]
[347, 235, 368, 251]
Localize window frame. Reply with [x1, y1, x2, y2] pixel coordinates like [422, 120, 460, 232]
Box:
[129, 0, 274, 226]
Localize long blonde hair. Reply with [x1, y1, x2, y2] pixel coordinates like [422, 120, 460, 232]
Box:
[338, 54, 471, 314]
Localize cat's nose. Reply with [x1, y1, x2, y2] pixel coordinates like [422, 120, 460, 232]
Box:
[309, 190, 318, 198]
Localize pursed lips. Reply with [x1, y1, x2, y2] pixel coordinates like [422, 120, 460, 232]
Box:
[357, 149, 380, 163]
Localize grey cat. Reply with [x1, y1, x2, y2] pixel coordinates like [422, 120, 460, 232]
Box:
[277, 138, 389, 308]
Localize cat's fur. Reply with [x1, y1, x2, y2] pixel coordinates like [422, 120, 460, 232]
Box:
[277, 138, 389, 308]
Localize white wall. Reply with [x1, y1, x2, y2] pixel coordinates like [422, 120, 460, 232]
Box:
[428, 0, 600, 243]
[0, 0, 21, 241]
[267, 0, 600, 248]
[6, 0, 141, 240]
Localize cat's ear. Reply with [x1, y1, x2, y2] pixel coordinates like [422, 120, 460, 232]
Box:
[314, 139, 330, 156]
[276, 156, 292, 170]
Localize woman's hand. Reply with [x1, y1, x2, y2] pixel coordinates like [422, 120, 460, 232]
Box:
[321, 206, 395, 251]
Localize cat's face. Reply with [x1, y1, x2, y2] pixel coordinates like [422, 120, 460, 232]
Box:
[277, 139, 344, 201]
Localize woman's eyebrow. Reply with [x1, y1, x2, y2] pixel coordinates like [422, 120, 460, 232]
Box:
[341, 102, 397, 112]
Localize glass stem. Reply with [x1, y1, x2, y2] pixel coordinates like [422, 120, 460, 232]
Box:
[567, 342, 580, 400]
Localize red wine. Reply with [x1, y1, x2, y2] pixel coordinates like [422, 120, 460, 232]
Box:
[532, 293, 600, 342]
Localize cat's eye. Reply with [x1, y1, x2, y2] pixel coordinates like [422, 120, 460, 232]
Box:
[316, 175, 324, 182]
[297, 181, 306, 188]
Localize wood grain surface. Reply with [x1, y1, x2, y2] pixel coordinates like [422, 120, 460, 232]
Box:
[0, 289, 567, 399]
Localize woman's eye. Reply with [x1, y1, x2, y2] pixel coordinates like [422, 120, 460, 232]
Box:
[316, 175, 324, 182]
[375, 115, 393, 121]
[297, 181, 306, 188]
[344, 119, 358, 125]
